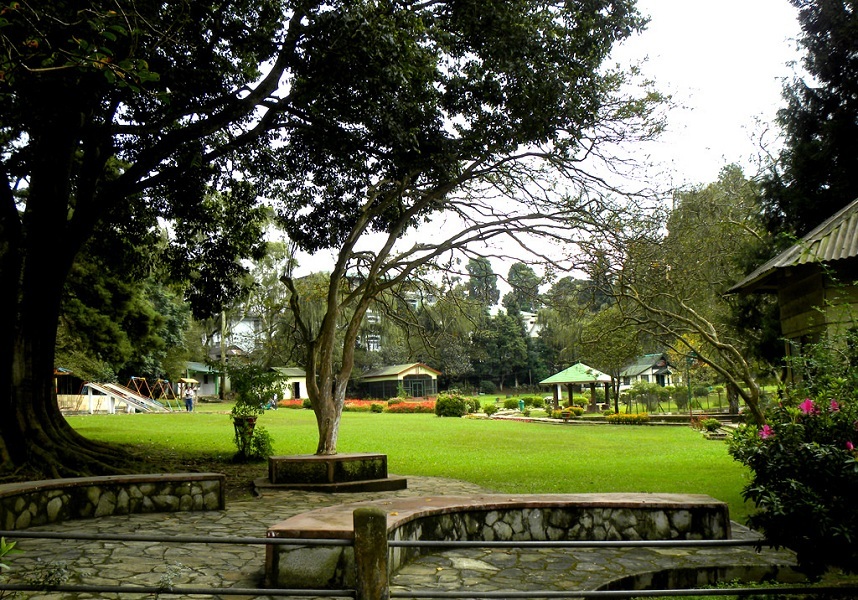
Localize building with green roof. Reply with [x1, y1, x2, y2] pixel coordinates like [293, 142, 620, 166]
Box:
[359, 363, 441, 399]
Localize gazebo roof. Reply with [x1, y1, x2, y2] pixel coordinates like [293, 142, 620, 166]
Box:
[540, 362, 611, 385]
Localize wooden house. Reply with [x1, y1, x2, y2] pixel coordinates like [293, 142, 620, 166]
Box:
[359, 363, 440, 399]
[729, 198, 858, 351]
[619, 353, 674, 389]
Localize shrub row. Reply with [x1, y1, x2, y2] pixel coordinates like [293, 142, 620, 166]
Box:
[275, 398, 435, 413]
[605, 412, 650, 425]
[386, 400, 435, 413]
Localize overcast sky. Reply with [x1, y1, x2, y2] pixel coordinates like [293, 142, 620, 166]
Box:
[293, 1, 806, 276]
[614, 0, 803, 187]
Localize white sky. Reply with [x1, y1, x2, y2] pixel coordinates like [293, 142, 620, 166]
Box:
[614, 0, 803, 187]
[294, 1, 805, 276]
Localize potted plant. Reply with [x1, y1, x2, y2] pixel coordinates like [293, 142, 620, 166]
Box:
[228, 363, 279, 461]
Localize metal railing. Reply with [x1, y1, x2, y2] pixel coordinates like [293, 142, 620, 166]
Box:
[1, 521, 856, 599]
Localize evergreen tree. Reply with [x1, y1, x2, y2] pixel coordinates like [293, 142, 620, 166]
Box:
[761, 0, 858, 238]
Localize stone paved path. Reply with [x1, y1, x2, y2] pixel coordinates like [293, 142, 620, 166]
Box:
[2, 476, 798, 599]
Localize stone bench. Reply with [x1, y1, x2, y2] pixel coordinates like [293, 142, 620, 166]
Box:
[264, 492, 731, 589]
[0, 473, 225, 530]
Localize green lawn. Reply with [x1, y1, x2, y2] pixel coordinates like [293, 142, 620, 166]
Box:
[67, 407, 753, 522]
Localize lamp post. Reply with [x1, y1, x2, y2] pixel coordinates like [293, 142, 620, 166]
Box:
[685, 351, 697, 421]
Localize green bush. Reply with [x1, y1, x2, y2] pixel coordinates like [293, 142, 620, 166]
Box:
[626, 381, 670, 412]
[531, 397, 545, 409]
[503, 398, 520, 410]
[434, 392, 469, 417]
[479, 380, 497, 394]
[388, 398, 403, 406]
[241, 424, 272, 462]
[728, 331, 858, 578]
[693, 385, 710, 399]
[672, 388, 689, 410]
[483, 404, 498, 416]
[553, 406, 583, 420]
[370, 403, 384, 413]
[302, 398, 312, 409]
[701, 418, 721, 432]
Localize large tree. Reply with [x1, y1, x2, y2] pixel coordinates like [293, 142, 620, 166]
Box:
[466, 257, 500, 309]
[2, 0, 662, 469]
[502, 262, 542, 314]
[591, 166, 770, 422]
[761, 0, 858, 238]
[1, 0, 286, 475]
[274, 1, 663, 453]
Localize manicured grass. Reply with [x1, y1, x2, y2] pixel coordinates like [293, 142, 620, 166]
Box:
[66, 407, 753, 522]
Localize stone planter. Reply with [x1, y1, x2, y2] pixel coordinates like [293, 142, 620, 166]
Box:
[255, 453, 407, 493]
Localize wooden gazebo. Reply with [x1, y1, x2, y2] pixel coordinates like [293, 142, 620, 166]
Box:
[540, 362, 611, 412]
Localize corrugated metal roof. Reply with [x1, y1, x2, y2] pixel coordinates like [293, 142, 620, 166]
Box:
[540, 363, 611, 385]
[271, 367, 306, 378]
[729, 197, 858, 292]
[620, 353, 671, 377]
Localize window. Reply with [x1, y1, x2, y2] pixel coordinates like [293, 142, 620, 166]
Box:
[640, 375, 649, 382]
[365, 335, 381, 351]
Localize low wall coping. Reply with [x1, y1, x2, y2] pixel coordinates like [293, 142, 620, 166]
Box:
[0, 473, 226, 531]
[0, 472, 225, 498]
[266, 492, 730, 540]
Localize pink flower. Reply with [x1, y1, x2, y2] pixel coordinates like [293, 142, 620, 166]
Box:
[759, 424, 774, 439]
[847, 441, 855, 451]
[799, 398, 817, 415]
[830, 400, 840, 412]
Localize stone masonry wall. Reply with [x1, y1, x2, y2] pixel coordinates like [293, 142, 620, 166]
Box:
[269, 499, 730, 589]
[0, 473, 225, 531]
[390, 505, 729, 571]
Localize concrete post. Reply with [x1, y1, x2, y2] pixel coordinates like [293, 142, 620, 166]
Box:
[353, 507, 389, 600]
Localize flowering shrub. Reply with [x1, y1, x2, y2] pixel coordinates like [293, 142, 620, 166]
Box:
[277, 399, 305, 409]
[605, 412, 649, 425]
[728, 332, 858, 578]
[386, 400, 435, 413]
[343, 399, 387, 412]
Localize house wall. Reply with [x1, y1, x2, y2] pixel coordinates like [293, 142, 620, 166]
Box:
[621, 370, 672, 389]
[282, 377, 308, 400]
[778, 265, 858, 343]
[362, 375, 437, 400]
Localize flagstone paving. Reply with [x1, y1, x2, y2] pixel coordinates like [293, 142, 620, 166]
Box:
[2, 476, 799, 599]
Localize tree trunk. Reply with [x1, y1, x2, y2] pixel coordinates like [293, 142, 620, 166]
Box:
[1, 99, 126, 478]
[727, 383, 740, 415]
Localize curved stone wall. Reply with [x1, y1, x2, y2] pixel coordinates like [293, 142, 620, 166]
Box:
[0, 473, 225, 530]
[266, 493, 731, 589]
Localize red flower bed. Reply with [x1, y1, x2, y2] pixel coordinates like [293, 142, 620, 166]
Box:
[278, 399, 305, 409]
[344, 399, 387, 412]
[386, 400, 435, 413]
